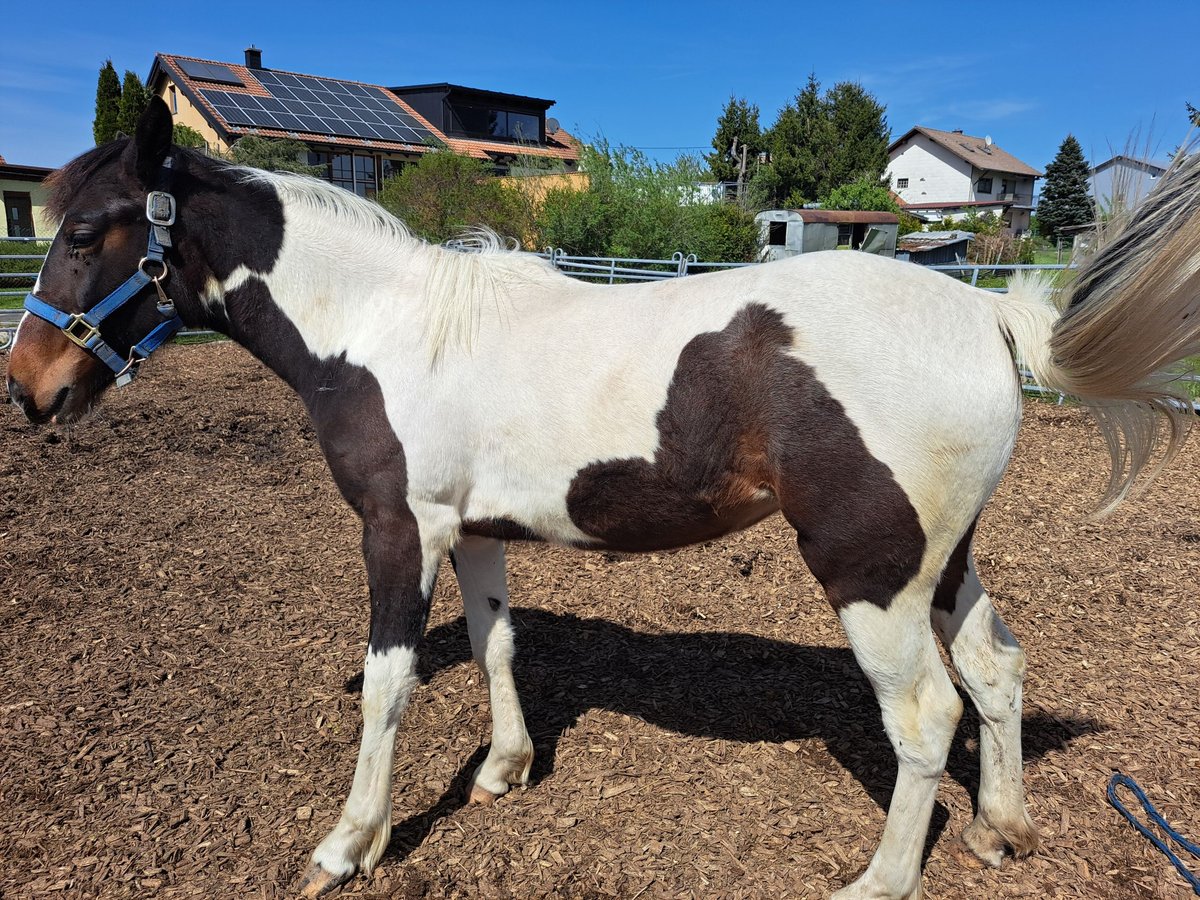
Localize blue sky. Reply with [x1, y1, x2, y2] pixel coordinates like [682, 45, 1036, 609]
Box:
[2, 1, 1196, 175]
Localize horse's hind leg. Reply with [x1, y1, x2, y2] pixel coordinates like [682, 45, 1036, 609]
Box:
[453, 536, 534, 804]
[829, 583, 963, 900]
[931, 532, 1038, 866]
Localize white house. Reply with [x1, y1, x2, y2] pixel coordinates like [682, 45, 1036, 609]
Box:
[1089, 155, 1169, 213]
[886, 126, 1041, 234]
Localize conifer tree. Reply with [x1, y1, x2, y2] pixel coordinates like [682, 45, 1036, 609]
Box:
[1037, 134, 1094, 242]
[706, 96, 762, 185]
[749, 74, 888, 209]
[93, 60, 122, 145]
[116, 71, 150, 137]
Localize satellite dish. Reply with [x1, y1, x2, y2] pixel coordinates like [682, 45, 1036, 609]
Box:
[546, 117, 560, 134]
[985, 135, 993, 147]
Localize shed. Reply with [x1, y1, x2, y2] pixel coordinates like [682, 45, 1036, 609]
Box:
[756, 209, 899, 261]
[895, 230, 974, 266]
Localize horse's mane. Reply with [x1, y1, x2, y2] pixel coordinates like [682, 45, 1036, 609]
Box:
[44, 140, 129, 221]
[241, 168, 559, 362]
[47, 142, 559, 361]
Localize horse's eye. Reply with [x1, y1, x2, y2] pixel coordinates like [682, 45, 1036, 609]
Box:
[68, 230, 98, 250]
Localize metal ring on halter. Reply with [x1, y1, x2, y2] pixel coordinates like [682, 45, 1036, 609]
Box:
[138, 257, 168, 280]
[114, 348, 144, 380]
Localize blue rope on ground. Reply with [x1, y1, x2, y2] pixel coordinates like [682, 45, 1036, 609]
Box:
[1107, 772, 1200, 895]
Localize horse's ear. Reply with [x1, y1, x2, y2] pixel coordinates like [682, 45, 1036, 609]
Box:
[128, 97, 174, 185]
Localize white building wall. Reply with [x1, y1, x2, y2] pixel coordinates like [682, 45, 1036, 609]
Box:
[886, 136, 972, 204]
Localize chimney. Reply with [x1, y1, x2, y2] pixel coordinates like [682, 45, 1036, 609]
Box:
[245, 46, 262, 69]
[951, 128, 964, 134]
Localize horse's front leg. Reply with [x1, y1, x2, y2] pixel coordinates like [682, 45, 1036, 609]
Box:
[452, 536, 534, 804]
[299, 503, 452, 898]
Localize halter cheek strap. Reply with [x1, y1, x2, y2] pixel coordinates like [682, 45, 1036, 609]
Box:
[22, 159, 185, 388]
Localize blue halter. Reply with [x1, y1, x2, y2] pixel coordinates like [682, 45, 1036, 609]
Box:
[23, 161, 185, 388]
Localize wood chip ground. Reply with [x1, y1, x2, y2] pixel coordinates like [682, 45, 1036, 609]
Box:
[2, 343, 1198, 898]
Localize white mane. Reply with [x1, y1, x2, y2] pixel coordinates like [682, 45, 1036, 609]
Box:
[241, 168, 561, 362]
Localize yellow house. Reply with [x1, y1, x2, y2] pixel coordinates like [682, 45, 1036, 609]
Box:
[147, 48, 581, 198]
[1, 154, 55, 237]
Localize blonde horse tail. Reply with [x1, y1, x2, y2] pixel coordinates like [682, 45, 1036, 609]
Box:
[994, 151, 1200, 515]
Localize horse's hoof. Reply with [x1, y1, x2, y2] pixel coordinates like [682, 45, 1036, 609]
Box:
[468, 783, 502, 806]
[296, 861, 352, 898]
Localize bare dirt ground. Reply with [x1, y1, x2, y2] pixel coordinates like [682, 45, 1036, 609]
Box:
[2, 342, 1198, 899]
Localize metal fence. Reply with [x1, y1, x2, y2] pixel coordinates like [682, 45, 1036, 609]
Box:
[1, 244, 1197, 408]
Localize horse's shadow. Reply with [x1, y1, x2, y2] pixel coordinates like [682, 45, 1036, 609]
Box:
[359, 609, 1100, 868]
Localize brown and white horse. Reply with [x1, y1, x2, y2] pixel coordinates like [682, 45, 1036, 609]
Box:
[7, 99, 1200, 899]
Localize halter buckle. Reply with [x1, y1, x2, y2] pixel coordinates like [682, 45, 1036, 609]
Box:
[146, 191, 176, 227]
[62, 314, 100, 349]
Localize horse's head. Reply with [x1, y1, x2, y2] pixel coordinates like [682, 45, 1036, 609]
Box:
[7, 98, 183, 425]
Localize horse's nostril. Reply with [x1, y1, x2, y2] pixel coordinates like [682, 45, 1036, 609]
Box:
[6, 377, 28, 409]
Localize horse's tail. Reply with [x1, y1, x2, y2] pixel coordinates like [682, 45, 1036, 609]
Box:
[992, 150, 1200, 515]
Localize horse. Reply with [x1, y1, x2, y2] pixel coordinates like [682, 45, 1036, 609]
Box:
[7, 97, 1200, 899]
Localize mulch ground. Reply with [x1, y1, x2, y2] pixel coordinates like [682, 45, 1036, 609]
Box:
[2, 342, 1198, 900]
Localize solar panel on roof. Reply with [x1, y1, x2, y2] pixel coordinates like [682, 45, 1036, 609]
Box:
[178, 60, 243, 86]
[199, 71, 437, 145]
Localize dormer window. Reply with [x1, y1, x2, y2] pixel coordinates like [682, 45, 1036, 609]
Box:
[455, 105, 541, 142]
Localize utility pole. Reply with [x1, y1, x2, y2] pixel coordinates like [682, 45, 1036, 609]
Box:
[731, 138, 749, 205]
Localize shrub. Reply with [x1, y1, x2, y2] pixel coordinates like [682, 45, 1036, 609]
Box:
[377, 150, 535, 246]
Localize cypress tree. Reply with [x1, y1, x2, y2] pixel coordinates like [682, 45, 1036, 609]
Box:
[93, 60, 122, 145]
[1037, 134, 1094, 242]
[116, 71, 150, 137]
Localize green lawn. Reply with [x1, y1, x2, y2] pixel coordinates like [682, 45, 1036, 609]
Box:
[0, 239, 46, 309]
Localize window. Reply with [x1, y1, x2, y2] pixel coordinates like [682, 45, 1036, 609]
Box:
[1001, 178, 1011, 195]
[451, 104, 542, 142]
[380, 158, 407, 183]
[353, 154, 378, 198]
[312, 152, 379, 197]
[897, 177, 909, 189]
[169, 85, 178, 114]
[4, 192, 34, 238]
[767, 221, 787, 246]
[976, 177, 994, 194]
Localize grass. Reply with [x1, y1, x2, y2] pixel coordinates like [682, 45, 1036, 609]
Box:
[0, 239, 47, 309]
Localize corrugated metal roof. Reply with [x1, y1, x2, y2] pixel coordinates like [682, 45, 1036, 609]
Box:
[790, 210, 899, 224]
[897, 230, 974, 252]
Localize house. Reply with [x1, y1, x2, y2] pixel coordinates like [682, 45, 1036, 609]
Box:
[1, 154, 56, 238]
[895, 230, 974, 266]
[146, 48, 581, 198]
[1090, 154, 1169, 213]
[886, 126, 1041, 235]
[756, 209, 898, 261]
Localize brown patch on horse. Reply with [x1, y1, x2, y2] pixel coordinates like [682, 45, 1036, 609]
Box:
[461, 517, 546, 542]
[6, 321, 92, 422]
[933, 520, 978, 614]
[566, 303, 926, 608]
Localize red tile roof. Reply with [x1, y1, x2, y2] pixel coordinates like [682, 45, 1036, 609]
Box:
[890, 126, 1042, 178]
[153, 54, 580, 162]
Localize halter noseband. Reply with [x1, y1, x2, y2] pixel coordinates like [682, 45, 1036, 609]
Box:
[22, 158, 185, 388]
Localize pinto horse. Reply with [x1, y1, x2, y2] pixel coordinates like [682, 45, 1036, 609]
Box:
[8, 99, 1200, 899]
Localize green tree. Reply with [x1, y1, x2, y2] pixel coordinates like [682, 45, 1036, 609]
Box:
[706, 96, 762, 186]
[536, 143, 758, 261]
[116, 71, 149, 137]
[1188, 101, 1200, 127]
[750, 74, 889, 209]
[377, 150, 534, 246]
[1037, 134, 1094, 242]
[823, 81, 890, 190]
[172, 124, 207, 149]
[821, 175, 899, 212]
[93, 60, 122, 145]
[229, 136, 323, 176]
